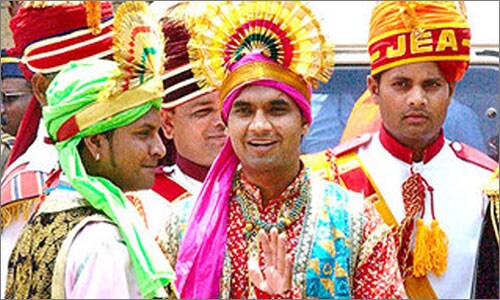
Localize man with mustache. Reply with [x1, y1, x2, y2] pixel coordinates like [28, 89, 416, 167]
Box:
[5, 2, 176, 298]
[303, 1, 498, 298]
[0, 49, 31, 175]
[1, 2, 114, 298]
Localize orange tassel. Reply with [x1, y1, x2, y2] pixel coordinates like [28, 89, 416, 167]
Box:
[84, 2, 102, 35]
[429, 219, 448, 276]
[413, 218, 432, 277]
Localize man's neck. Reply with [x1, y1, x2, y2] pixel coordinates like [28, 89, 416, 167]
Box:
[175, 154, 210, 182]
[241, 161, 302, 207]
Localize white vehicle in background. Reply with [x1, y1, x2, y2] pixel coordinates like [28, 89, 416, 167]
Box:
[300, 1, 499, 160]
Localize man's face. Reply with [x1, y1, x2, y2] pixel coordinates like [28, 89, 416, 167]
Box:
[162, 91, 226, 167]
[98, 108, 166, 192]
[1, 77, 32, 136]
[369, 62, 454, 149]
[227, 85, 309, 175]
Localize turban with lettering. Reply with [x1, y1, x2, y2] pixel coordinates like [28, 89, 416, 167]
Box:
[340, 1, 472, 143]
[368, 1, 470, 82]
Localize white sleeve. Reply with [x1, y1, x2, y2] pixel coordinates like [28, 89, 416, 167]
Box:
[64, 222, 142, 299]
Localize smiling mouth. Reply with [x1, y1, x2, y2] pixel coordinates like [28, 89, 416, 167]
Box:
[248, 140, 277, 147]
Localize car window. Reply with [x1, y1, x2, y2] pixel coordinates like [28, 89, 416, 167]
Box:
[301, 62, 499, 160]
[301, 66, 369, 154]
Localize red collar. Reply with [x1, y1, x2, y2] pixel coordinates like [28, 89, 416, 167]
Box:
[176, 154, 210, 182]
[379, 126, 445, 164]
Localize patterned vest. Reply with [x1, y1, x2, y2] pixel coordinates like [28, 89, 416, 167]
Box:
[6, 195, 179, 299]
[5, 205, 100, 299]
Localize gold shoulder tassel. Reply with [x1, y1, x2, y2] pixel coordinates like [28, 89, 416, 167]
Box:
[484, 168, 499, 244]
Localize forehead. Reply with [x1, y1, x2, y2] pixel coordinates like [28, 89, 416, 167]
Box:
[382, 62, 444, 80]
[2, 77, 31, 91]
[184, 90, 219, 108]
[121, 108, 161, 130]
[233, 85, 294, 105]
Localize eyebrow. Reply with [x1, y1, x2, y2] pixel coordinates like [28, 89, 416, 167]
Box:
[424, 77, 446, 82]
[269, 98, 289, 106]
[232, 100, 250, 108]
[189, 100, 213, 108]
[390, 75, 443, 82]
[389, 75, 410, 81]
[135, 123, 158, 131]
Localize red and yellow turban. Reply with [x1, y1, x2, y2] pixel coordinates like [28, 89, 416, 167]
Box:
[368, 1, 470, 82]
[5, 1, 114, 168]
[9, 1, 114, 80]
[341, 1, 472, 143]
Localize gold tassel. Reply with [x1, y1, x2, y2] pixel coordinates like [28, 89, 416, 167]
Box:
[484, 168, 499, 244]
[429, 219, 448, 276]
[1, 200, 34, 229]
[1, 206, 14, 229]
[413, 218, 432, 277]
[84, 2, 102, 35]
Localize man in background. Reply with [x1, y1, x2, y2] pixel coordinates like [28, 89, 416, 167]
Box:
[1, 49, 31, 174]
[138, 2, 226, 239]
[1, 2, 114, 298]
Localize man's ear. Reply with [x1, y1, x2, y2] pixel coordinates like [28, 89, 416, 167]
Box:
[82, 134, 107, 161]
[448, 81, 456, 99]
[443, 81, 457, 109]
[366, 75, 381, 105]
[301, 117, 310, 137]
[160, 108, 175, 140]
[31, 73, 52, 106]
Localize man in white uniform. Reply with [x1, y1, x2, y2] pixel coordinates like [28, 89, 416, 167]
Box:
[302, 1, 498, 298]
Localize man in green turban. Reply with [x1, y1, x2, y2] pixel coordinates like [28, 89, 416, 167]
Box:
[5, 2, 177, 299]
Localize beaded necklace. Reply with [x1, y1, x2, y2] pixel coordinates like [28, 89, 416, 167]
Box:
[233, 170, 310, 240]
[231, 170, 311, 298]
